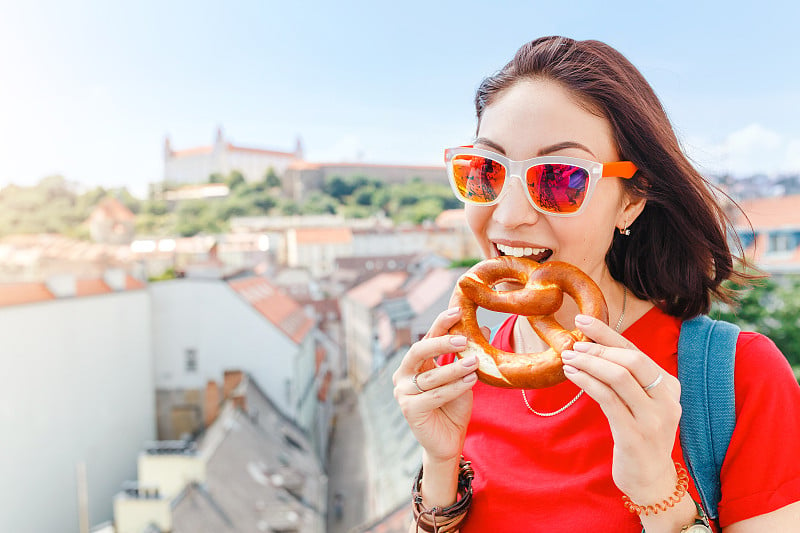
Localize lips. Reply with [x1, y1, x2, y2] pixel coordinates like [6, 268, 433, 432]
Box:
[494, 242, 553, 262]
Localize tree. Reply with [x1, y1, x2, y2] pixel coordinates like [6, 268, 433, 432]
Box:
[113, 188, 142, 214]
[264, 167, 281, 188]
[712, 275, 800, 367]
[302, 191, 337, 215]
[225, 170, 246, 190]
[323, 175, 353, 201]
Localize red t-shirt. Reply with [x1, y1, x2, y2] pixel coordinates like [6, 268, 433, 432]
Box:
[439, 307, 800, 531]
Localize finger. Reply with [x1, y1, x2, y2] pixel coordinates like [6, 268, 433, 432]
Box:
[575, 314, 638, 349]
[562, 363, 636, 430]
[422, 307, 463, 340]
[562, 348, 679, 423]
[392, 334, 468, 386]
[405, 354, 479, 395]
[401, 372, 478, 412]
[571, 342, 678, 398]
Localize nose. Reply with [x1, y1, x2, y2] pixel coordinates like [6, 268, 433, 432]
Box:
[491, 174, 540, 228]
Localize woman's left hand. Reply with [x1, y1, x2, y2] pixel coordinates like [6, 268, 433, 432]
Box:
[560, 313, 683, 506]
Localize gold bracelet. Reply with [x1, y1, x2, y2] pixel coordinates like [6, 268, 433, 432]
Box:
[622, 462, 690, 516]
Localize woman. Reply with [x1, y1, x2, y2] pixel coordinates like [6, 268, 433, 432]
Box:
[393, 36, 800, 532]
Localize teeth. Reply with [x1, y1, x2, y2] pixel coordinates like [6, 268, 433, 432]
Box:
[496, 243, 546, 257]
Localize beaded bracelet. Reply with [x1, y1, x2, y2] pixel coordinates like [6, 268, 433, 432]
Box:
[622, 462, 690, 516]
[412, 457, 474, 532]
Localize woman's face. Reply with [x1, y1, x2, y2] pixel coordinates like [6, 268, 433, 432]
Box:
[466, 78, 641, 287]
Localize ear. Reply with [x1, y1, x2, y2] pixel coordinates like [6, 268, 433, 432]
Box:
[616, 194, 646, 232]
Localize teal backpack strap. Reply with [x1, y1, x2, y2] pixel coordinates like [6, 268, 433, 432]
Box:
[488, 323, 502, 343]
[677, 315, 739, 524]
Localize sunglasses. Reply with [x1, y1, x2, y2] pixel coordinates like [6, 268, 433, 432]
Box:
[445, 146, 638, 217]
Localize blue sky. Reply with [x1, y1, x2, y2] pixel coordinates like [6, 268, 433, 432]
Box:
[1, 0, 798, 197]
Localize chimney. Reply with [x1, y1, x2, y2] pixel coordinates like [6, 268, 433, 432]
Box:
[223, 370, 243, 399]
[46, 274, 76, 298]
[232, 393, 247, 412]
[204, 380, 220, 427]
[103, 269, 126, 291]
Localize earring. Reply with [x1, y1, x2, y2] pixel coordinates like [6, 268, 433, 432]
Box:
[619, 223, 631, 236]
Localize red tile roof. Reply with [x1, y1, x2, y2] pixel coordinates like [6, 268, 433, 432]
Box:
[226, 143, 296, 157]
[170, 145, 214, 157]
[293, 227, 353, 245]
[435, 208, 466, 228]
[735, 195, 800, 229]
[126, 276, 146, 290]
[228, 276, 314, 344]
[0, 274, 146, 308]
[0, 283, 54, 307]
[170, 143, 296, 159]
[89, 197, 136, 222]
[288, 161, 322, 170]
[345, 272, 408, 308]
[406, 268, 459, 315]
[76, 279, 112, 297]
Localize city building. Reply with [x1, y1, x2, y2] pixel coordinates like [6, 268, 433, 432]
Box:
[113, 370, 325, 533]
[341, 271, 408, 388]
[0, 272, 153, 533]
[0, 233, 135, 283]
[151, 274, 334, 461]
[163, 127, 303, 185]
[733, 194, 800, 273]
[87, 197, 137, 245]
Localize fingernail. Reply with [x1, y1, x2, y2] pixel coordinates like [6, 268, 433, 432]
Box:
[446, 307, 461, 316]
[561, 350, 576, 361]
[563, 365, 579, 375]
[462, 373, 477, 383]
[572, 342, 591, 352]
[450, 335, 467, 347]
[575, 314, 593, 326]
[460, 355, 477, 367]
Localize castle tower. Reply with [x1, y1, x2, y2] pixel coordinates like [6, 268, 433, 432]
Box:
[164, 135, 173, 158]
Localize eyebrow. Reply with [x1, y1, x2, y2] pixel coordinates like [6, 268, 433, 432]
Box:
[473, 138, 597, 159]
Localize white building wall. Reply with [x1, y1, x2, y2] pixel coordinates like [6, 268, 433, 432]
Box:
[165, 147, 295, 185]
[351, 230, 429, 257]
[149, 279, 299, 419]
[225, 150, 294, 182]
[0, 291, 154, 533]
[164, 152, 216, 185]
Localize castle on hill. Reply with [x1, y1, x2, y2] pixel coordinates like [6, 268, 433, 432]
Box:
[163, 127, 446, 201]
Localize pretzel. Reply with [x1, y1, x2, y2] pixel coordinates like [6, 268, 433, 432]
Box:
[449, 257, 609, 389]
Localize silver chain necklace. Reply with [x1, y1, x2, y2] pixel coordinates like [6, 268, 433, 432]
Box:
[521, 285, 628, 417]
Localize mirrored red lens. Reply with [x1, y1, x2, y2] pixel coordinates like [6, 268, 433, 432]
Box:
[527, 164, 589, 214]
[450, 155, 506, 203]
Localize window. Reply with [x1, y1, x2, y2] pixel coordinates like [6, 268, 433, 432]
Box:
[185, 348, 197, 372]
[766, 230, 800, 256]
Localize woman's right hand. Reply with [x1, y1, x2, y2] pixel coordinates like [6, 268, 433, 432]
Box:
[392, 306, 480, 463]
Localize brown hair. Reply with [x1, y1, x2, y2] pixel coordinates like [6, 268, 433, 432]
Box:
[475, 36, 750, 319]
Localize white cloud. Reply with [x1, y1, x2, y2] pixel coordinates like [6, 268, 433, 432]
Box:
[685, 123, 800, 177]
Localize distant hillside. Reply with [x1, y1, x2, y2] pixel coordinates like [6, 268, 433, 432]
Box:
[0, 176, 140, 239]
[0, 171, 462, 238]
